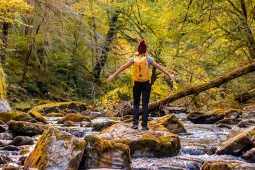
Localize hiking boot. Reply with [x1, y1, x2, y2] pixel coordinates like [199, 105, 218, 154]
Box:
[142, 126, 149, 130]
[132, 125, 138, 129]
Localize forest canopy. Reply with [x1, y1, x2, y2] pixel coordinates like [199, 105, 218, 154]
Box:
[0, 0, 255, 108]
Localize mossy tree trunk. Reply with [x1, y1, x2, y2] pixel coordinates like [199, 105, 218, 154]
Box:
[125, 62, 255, 114]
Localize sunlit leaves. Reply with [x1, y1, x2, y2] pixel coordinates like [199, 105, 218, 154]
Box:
[0, 0, 33, 24]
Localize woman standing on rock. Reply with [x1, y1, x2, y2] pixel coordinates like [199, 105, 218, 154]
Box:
[107, 40, 176, 130]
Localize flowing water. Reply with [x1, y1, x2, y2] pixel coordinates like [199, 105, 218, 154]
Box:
[0, 110, 253, 169]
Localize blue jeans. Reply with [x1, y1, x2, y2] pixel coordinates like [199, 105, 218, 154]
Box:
[133, 81, 151, 127]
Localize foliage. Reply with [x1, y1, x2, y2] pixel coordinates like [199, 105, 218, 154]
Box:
[1, 0, 255, 108]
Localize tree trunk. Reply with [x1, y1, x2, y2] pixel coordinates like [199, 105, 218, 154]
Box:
[125, 62, 255, 114]
[1, 22, 9, 65]
[93, 10, 120, 79]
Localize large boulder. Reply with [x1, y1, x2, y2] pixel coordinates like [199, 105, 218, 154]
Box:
[81, 135, 131, 169]
[24, 127, 85, 170]
[57, 114, 90, 124]
[187, 109, 225, 124]
[0, 111, 34, 123]
[7, 120, 48, 136]
[201, 161, 255, 170]
[149, 114, 186, 134]
[98, 122, 181, 158]
[29, 101, 87, 116]
[216, 126, 255, 156]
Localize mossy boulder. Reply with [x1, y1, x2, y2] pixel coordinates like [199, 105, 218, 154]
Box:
[82, 135, 131, 169]
[30, 101, 87, 115]
[28, 110, 48, 124]
[92, 121, 117, 132]
[24, 127, 85, 170]
[187, 109, 225, 124]
[201, 161, 255, 170]
[0, 111, 34, 123]
[216, 126, 255, 156]
[7, 120, 48, 136]
[98, 122, 180, 158]
[149, 114, 186, 134]
[46, 112, 64, 117]
[57, 114, 90, 124]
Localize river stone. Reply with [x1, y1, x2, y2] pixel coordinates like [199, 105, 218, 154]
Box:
[57, 113, 90, 124]
[7, 120, 48, 136]
[242, 148, 255, 163]
[82, 135, 131, 169]
[0, 111, 34, 123]
[187, 109, 225, 124]
[0, 99, 11, 112]
[149, 114, 186, 134]
[8, 136, 34, 146]
[92, 121, 116, 132]
[201, 161, 255, 170]
[98, 122, 180, 158]
[216, 126, 255, 156]
[24, 127, 85, 170]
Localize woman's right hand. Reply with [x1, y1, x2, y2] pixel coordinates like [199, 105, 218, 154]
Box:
[107, 75, 115, 82]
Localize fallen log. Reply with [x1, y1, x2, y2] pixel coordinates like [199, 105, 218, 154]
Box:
[126, 62, 255, 114]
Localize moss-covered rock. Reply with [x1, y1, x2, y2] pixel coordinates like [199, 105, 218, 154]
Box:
[92, 121, 117, 132]
[30, 101, 87, 115]
[187, 109, 225, 124]
[7, 120, 47, 136]
[57, 114, 90, 124]
[24, 127, 85, 170]
[46, 112, 64, 117]
[150, 114, 186, 134]
[82, 134, 131, 169]
[63, 120, 76, 127]
[28, 110, 48, 124]
[216, 126, 255, 156]
[0, 111, 34, 123]
[201, 161, 255, 170]
[98, 122, 181, 158]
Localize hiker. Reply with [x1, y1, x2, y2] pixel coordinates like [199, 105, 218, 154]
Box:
[107, 40, 176, 130]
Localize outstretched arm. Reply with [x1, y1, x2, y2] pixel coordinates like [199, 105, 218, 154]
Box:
[107, 61, 133, 81]
[151, 60, 176, 82]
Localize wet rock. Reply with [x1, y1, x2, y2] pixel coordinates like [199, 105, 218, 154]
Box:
[46, 112, 64, 117]
[28, 110, 48, 124]
[150, 114, 186, 134]
[0, 125, 6, 133]
[216, 126, 255, 156]
[8, 136, 34, 146]
[201, 161, 255, 170]
[242, 148, 255, 163]
[0, 111, 34, 123]
[0, 154, 12, 164]
[63, 120, 77, 127]
[98, 122, 180, 158]
[90, 111, 102, 117]
[29, 101, 87, 116]
[2, 145, 20, 151]
[2, 163, 22, 170]
[237, 120, 255, 128]
[7, 120, 47, 136]
[92, 121, 116, 132]
[57, 113, 90, 124]
[216, 118, 241, 125]
[0, 119, 5, 125]
[216, 123, 232, 129]
[201, 161, 233, 170]
[82, 135, 131, 169]
[158, 167, 185, 170]
[187, 109, 225, 124]
[24, 127, 85, 170]
[224, 109, 242, 119]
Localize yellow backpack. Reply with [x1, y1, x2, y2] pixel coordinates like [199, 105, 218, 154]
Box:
[133, 55, 151, 84]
